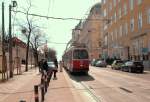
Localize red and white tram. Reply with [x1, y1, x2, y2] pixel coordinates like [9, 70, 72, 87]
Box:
[62, 46, 89, 73]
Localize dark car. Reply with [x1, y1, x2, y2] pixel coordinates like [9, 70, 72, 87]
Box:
[95, 60, 107, 67]
[111, 60, 124, 70]
[121, 61, 144, 73]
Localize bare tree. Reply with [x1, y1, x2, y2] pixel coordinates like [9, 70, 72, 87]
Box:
[30, 29, 46, 66]
[19, 1, 39, 71]
[14, 0, 47, 71]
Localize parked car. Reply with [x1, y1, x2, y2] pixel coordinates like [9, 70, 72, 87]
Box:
[111, 60, 124, 70]
[121, 61, 144, 73]
[95, 60, 107, 67]
[91, 59, 100, 66]
[47, 61, 57, 70]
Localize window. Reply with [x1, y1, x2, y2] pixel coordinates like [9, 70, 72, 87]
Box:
[109, 33, 112, 43]
[73, 50, 88, 59]
[130, 0, 134, 10]
[104, 24, 108, 30]
[114, 12, 117, 22]
[120, 25, 122, 37]
[115, 29, 117, 39]
[104, 36, 108, 46]
[103, 9, 107, 17]
[138, 12, 142, 29]
[130, 17, 134, 32]
[137, 0, 142, 5]
[111, 32, 114, 41]
[103, 0, 106, 4]
[110, 16, 113, 25]
[124, 3, 127, 15]
[113, 0, 116, 7]
[125, 22, 128, 35]
[148, 8, 150, 24]
[119, 8, 122, 19]
[109, 3, 112, 12]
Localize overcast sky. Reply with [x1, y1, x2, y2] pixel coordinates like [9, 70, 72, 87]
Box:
[1, 0, 101, 60]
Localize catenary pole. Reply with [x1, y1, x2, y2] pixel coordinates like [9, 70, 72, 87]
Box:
[2, 2, 6, 80]
[9, 5, 13, 78]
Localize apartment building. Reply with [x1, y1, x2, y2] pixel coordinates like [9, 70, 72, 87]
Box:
[101, 0, 150, 68]
[77, 3, 102, 60]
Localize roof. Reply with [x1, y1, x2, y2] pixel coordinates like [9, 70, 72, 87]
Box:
[12, 37, 27, 48]
[90, 3, 101, 13]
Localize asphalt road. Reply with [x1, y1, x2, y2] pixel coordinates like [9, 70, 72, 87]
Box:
[0, 66, 150, 102]
[65, 66, 150, 102]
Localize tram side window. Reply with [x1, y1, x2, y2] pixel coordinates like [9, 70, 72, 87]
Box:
[73, 50, 88, 59]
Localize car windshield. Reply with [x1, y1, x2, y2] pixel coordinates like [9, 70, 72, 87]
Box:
[47, 62, 55, 66]
[126, 62, 133, 65]
[97, 61, 102, 63]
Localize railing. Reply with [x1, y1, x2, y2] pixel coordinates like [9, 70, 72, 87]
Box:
[35, 70, 52, 102]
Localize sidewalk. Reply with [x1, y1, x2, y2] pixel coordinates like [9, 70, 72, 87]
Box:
[0, 68, 40, 102]
[44, 70, 77, 102]
[0, 64, 35, 81]
[0, 67, 80, 102]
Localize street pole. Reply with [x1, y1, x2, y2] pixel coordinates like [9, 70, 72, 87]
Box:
[9, 5, 13, 78]
[2, 2, 6, 80]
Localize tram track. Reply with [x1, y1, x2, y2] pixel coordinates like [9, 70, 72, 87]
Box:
[63, 69, 101, 102]
[79, 81, 101, 102]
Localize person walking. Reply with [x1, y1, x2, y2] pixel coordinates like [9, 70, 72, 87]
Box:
[38, 59, 44, 73]
[59, 61, 63, 72]
[53, 58, 58, 80]
[42, 59, 48, 77]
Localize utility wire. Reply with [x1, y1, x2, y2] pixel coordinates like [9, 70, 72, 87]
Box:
[49, 41, 68, 44]
[12, 10, 81, 20]
[12, 10, 110, 21]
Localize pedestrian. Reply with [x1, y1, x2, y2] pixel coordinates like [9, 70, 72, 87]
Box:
[42, 59, 48, 75]
[59, 61, 63, 72]
[38, 59, 43, 73]
[53, 58, 58, 80]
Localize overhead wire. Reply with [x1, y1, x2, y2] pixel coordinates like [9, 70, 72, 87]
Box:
[49, 41, 68, 44]
[12, 10, 109, 21]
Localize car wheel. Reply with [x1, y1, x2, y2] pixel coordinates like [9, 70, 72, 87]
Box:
[85, 71, 88, 75]
[139, 69, 143, 73]
[129, 68, 133, 73]
[121, 67, 124, 71]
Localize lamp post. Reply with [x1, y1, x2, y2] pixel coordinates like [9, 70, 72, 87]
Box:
[9, 1, 17, 78]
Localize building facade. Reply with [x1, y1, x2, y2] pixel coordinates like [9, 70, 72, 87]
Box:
[77, 3, 103, 60]
[0, 37, 34, 72]
[101, 0, 150, 68]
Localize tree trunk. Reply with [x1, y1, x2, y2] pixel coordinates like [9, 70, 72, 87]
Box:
[25, 30, 31, 71]
[33, 50, 38, 67]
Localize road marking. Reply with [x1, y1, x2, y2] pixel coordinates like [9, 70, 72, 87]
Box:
[119, 87, 133, 93]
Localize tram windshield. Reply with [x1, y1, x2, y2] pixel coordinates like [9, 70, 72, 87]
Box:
[73, 49, 88, 59]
